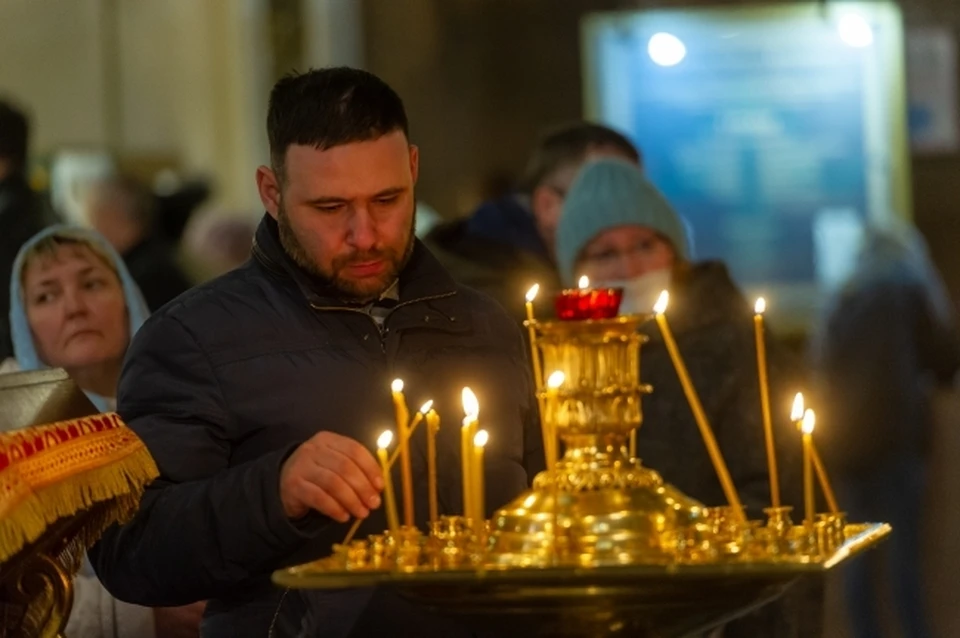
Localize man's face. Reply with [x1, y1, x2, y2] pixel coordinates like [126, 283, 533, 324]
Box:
[257, 131, 419, 302]
[531, 144, 639, 254]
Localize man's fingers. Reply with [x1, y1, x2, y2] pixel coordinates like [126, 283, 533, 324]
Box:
[304, 465, 372, 520]
[322, 433, 385, 490]
[297, 480, 350, 523]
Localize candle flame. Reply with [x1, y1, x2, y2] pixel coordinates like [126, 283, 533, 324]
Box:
[791, 393, 805, 421]
[461, 387, 479, 419]
[801, 409, 816, 435]
[525, 284, 540, 303]
[547, 371, 565, 389]
[377, 430, 394, 449]
[578, 275, 590, 290]
[419, 399, 434, 414]
[755, 297, 766, 315]
[474, 429, 489, 447]
[391, 378, 404, 393]
[654, 290, 670, 314]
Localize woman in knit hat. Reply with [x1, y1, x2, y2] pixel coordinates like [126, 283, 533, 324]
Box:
[556, 158, 815, 637]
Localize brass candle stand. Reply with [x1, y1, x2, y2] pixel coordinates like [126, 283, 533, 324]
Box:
[275, 313, 890, 637]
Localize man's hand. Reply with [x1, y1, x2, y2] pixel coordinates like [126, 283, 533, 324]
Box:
[153, 601, 206, 638]
[280, 431, 384, 521]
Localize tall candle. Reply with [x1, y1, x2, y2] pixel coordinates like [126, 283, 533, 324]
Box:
[654, 291, 745, 520]
[387, 400, 432, 469]
[754, 298, 780, 508]
[426, 408, 441, 524]
[390, 379, 414, 527]
[525, 284, 554, 468]
[461, 387, 479, 519]
[801, 409, 816, 527]
[377, 430, 400, 534]
[792, 394, 839, 514]
[473, 429, 489, 536]
[810, 445, 839, 514]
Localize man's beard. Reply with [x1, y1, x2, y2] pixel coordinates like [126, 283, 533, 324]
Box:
[277, 201, 416, 303]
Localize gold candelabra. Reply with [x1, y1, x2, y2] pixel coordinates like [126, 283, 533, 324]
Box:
[276, 299, 890, 636]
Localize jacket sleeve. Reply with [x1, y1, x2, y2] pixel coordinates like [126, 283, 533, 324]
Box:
[90, 314, 327, 606]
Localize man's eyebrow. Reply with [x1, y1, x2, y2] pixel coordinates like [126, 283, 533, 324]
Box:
[304, 187, 406, 207]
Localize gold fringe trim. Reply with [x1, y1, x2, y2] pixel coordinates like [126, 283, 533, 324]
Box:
[0, 414, 159, 567]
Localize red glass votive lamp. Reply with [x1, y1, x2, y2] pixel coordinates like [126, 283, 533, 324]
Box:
[555, 286, 623, 321]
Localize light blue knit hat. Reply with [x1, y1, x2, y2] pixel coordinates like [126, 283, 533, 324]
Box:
[555, 158, 689, 286]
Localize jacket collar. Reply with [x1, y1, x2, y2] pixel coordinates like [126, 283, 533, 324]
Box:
[252, 213, 458, 308]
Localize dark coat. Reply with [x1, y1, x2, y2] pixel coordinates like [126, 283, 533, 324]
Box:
[638, 262, 815, 638]
[90, 215, 544, 637]
[638, 262, 804, 513]
[424, 195, 560, 323]
[0, 175, 49, 360]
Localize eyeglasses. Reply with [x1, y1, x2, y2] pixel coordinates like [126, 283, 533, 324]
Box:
[581, 238, 669, 269]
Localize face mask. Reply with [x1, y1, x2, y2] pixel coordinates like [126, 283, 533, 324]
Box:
[598, 268, 672, 316]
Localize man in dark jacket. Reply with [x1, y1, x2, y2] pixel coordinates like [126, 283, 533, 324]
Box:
[90, 68, 544, 637]
[425, 122, 641, 322]
[86, 175, 193, 311]
[0, 99, 50, 360]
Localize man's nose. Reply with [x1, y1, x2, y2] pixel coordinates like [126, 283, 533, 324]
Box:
[347, 207, 377, 251]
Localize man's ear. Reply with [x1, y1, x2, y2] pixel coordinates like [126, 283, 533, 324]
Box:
[409, 145, 420, 185]
[256, 166, 281, 219]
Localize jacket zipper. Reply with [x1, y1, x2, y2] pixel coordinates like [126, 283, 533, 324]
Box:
[310, 290, 456, 353]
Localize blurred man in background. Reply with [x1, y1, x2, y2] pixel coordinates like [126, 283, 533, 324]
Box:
[85, 175, 193, 311]
[0, 98, 50, 361]
[814, 222, 960, 638]
[425, 122, 640, 320]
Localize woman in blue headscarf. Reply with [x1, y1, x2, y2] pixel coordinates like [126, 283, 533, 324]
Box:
[2, 225, 149, 411]
[2, 226, 203, 637]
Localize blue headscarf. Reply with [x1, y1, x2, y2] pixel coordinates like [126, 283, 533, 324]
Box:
[8, 225, 150, 412]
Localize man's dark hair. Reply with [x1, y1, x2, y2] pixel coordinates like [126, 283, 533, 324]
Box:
[0, 98, 30, 173]
[520, 122, 640, 193]
[267, 67, 409, 178]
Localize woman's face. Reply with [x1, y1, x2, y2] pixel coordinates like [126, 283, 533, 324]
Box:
[23, 243, 129, 371]
[576, 225, 676, 283]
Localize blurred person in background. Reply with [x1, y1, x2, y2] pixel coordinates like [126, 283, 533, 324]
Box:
[1, 225, 204, 637]
[556, 158, 814, 637]
[181, 209, 257, 282]
[425, 121, 640, 320]
[0, 98, 51, 361]
[813, 222, 960, 638]
[85, 175, 193, 311]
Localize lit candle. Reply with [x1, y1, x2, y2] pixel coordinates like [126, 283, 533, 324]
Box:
[426, 408, 441, 525]
[386, 400, 432, 468]
[461, 387, 479, 520]
[753, 297, 780, 508]
[525, 284, 553, 467]
[801, 409, 816, 527]
[555, 275, 623, 321]
[390, 379, 414, 528]
[792, 393, 839, 514]
[653, 291, 745, 520]
[473, 429, 489, 536]
[545, 371, 565, 467]
[377, 430, 400, 534]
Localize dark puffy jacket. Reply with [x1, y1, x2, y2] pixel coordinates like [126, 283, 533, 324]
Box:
[91, 215, 544, 637]
[424, 195, 560, 324]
